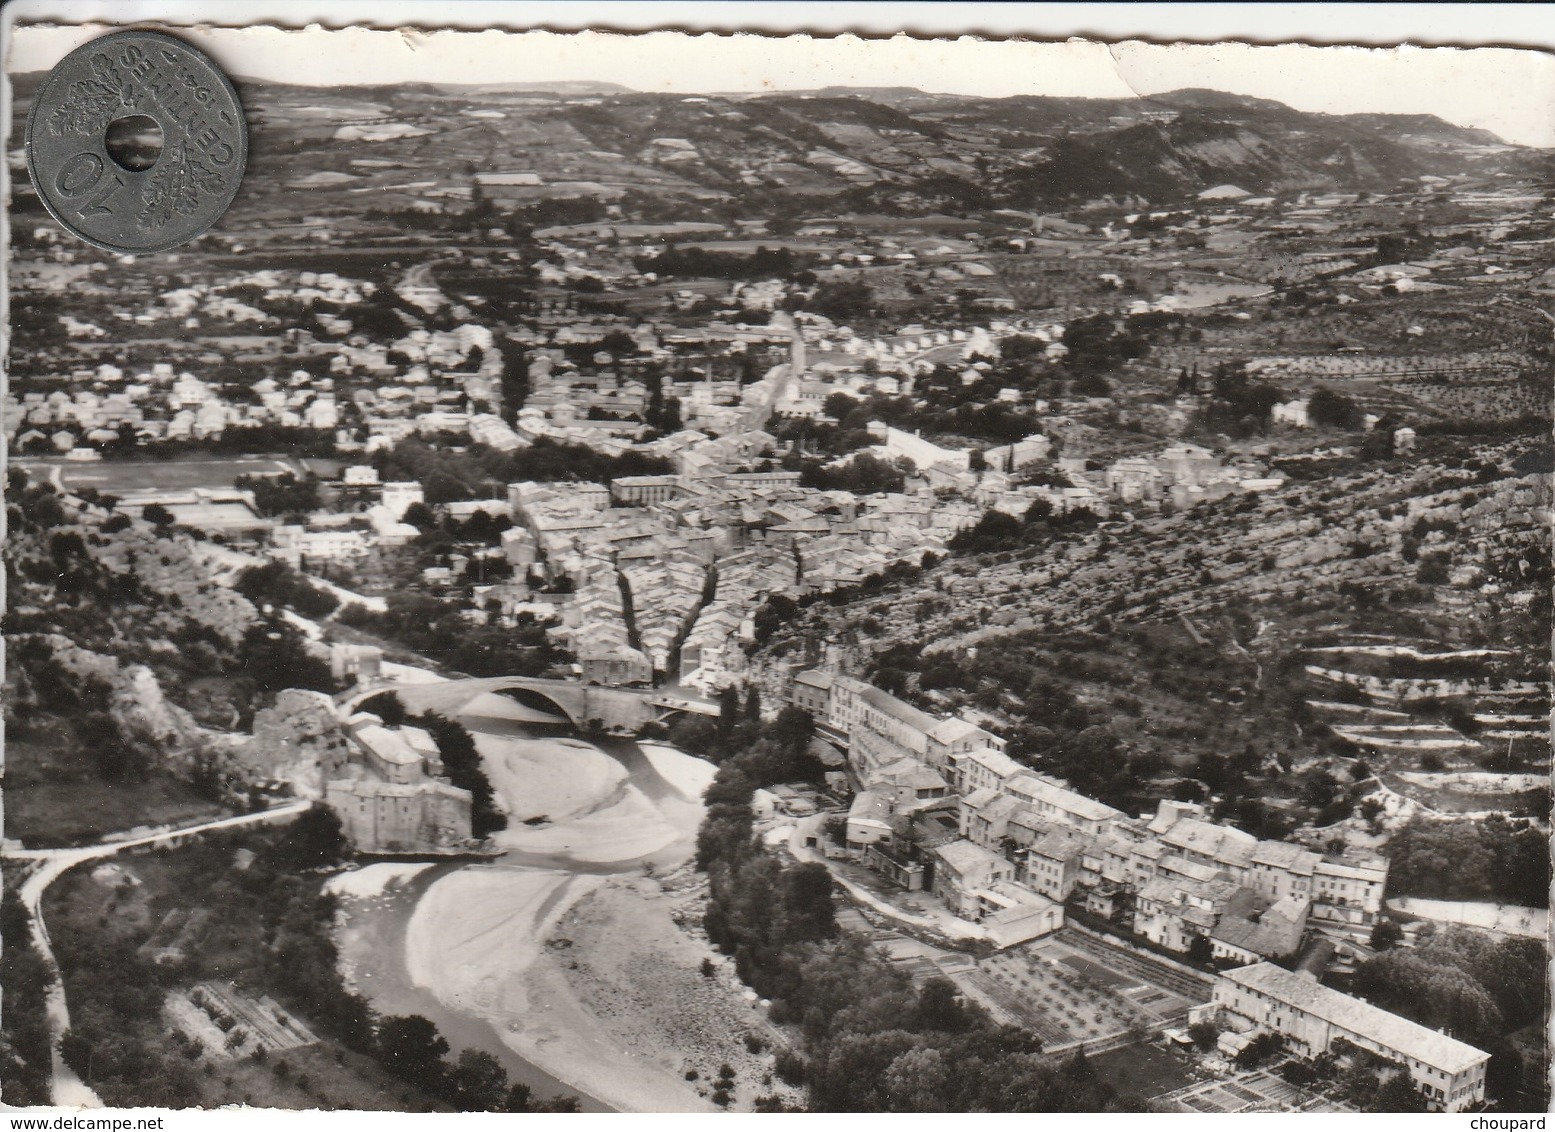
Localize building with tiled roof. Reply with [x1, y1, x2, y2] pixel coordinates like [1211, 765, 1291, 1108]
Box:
[788, 671, 1388, 955]
[1004, 771, 1124, 835]
[1213, 962, 1489, 1112]
[1210, 889, 1309, 965]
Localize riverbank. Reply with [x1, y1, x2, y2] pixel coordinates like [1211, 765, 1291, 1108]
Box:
[404, 865, 718, 1112]
[330, 683, 753, 1112]
[477, 732, 627, 826]
[474, 731, 716, 867]
[551, 870, 802, 1112]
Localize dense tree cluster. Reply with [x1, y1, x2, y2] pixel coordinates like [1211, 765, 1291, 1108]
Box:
[1350, 924, 1545, 1102]
[374, 436, 673, 500]
[945, 498, 1099, 556]
[6, 485, 334, 729]
[234, 471, 323, 518]
[0, 890, 53, 1104]
[634, 245, 813, 280]
[1307, 386, 1364, 430]
[691, 708, 1144, 1112]
[1199, 362, 1285, 437]
[336, 593, 566, 679]
[1383, 815, 1548, 908]
[372, 1015, 576, 1112]
[819, 389, 1046, 448]
[411, 710, 506, 839]
[72, 710, 157, 784]
[235, 560, 341, 620]
[234, 614, 339, 709]
[53, 813, 364, 1107]
[749, 556, 934, 646]
[7, 470, 70, 531]
[1060, 313, 1152, 376]
[106, 425, 340, 462]
[46, 813, 574, 1111]
[798, 279, 875, 322]
[864, 623, 1333, 826]
[797, 452, 906, 495]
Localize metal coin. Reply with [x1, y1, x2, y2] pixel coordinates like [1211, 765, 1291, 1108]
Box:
[25, 28, 247, 254]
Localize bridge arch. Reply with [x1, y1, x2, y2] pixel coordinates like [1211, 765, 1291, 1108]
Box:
[346, 676, 705, 734]
[490, 685, 583, 727]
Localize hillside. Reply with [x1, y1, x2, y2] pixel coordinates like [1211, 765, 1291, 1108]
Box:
[2, 473, 338, 844]
[750, 437, 1551, 834]
[13, 75, 1539, 222]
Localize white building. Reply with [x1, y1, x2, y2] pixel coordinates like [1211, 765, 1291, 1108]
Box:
[1212, 963, 1489, 1113]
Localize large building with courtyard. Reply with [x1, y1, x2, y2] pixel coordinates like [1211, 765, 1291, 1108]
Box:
[1211, 962, 1490, 1113]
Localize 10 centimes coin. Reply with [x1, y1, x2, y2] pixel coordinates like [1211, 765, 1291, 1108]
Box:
[25, 28, 247, 254]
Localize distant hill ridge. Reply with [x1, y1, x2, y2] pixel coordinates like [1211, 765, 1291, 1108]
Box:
[18, 69, 1540, 211]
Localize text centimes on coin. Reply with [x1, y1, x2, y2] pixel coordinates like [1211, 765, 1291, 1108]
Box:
[96, 43, 238, 166]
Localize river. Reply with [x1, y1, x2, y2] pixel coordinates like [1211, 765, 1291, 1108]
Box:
[329, 693, 717, 1113]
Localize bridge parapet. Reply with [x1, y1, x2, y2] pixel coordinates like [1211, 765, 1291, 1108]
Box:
[343, 675, 717, 733]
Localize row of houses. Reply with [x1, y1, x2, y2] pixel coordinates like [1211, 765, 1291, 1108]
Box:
[796, 667, 1491, 1112]
[498, 458, 978, 690]
[797, 668, 1388, 958]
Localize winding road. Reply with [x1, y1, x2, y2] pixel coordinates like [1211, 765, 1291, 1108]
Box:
[5, 800, 312, 1108]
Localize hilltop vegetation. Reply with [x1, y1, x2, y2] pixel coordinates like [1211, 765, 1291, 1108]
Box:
[2, 473, 345, 844]
[17, 76, 1534, 227]
[755, 434, 1550, 835]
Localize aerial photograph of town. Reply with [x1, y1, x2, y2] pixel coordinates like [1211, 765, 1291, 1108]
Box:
[1, 11, 1550, 1117]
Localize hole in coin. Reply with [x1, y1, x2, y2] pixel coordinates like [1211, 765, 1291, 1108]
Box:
[104, 114, 163, 172]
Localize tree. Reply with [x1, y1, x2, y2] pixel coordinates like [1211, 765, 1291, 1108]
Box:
[375, 1015, 450, 1093]
[1375, 1072, 1428, 1112]
[235, 472, 321, 517]
[1187, 1020, 1219, 1051]
[402, 502, 437, 531]
[360, 691, 408, 727]
[947, 509, 1024, 555]
[413, 712, 504, 838]
[142, 503, 174, 527]
[804, 279, 873, 321]
[1186, 934, 1214, 965]
[1234, 1031, 1284, 1069]
[915, 978, 973, 1033]
[447, 1048, 508, 1111]
[1369, 919, 1404, 951]
[769, 706, 816, 755]
[777, 863, 837, 945]
[235, 615, 336, 703]
[717, 686, 741, 739]
[234, 560, 340, 619]
[267, 806, 349, 869]
[823, 392, 860, 421]
[75, 712, 150, 783]
[1352, 943, 1505, 1047]
[1308, 386, 1363, 430]
[1339, 1064, 1380, 1106]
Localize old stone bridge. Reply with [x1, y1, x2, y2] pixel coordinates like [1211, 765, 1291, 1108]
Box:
[345, 675, 719, 732]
